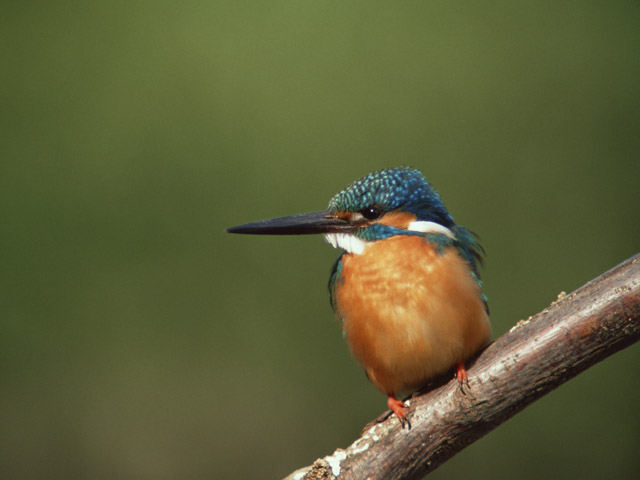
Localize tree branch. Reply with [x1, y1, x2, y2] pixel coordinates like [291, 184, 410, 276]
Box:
[284, 253, 640, 480]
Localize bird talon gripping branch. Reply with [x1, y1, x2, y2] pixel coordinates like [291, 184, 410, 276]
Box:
[456, 362, 470, 386]
[387, 396, 411, 429]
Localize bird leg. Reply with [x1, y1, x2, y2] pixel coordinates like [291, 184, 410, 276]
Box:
[387, 395, 411, 429]
[455, 361, 470, 391]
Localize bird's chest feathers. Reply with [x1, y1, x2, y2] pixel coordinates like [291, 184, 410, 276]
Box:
[337, 235, 469, 326]
[334, 235, 489, 393]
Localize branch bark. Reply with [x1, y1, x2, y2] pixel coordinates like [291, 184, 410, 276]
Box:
[284, 253, 640, 480]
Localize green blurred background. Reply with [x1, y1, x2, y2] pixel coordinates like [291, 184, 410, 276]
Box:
[2, 1, 639, 479]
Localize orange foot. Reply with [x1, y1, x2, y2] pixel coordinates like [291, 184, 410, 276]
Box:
[455, 361, 469, 391]
[387, 395, 411, 429]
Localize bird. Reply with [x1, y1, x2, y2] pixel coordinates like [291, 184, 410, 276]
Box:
[227, 167, 491, 427]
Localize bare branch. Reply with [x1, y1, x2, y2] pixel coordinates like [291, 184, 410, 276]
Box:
[284, 253, 640, 480]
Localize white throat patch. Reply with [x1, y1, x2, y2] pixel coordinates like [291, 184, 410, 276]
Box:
[323, 233, 368, 255]
[323, 221, 454, 255]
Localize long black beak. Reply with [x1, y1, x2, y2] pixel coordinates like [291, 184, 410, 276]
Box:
[226, 210, 353, 235]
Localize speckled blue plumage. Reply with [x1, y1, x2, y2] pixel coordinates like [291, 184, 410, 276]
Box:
[328, 166, 454, 227]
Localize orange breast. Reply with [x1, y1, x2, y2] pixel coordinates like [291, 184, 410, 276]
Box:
[335, 235, 491, 396]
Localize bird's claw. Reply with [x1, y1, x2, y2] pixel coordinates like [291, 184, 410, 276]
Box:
[455, 361, 470, 394]
[387, 396, 412, 429]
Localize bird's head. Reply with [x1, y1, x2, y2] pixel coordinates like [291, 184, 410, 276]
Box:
[227, 167, 456, 254]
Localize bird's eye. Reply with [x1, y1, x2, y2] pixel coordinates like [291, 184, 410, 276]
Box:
[360, 205, 383, 221]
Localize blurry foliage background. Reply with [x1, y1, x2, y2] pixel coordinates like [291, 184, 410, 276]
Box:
[2, 1, 639, 479]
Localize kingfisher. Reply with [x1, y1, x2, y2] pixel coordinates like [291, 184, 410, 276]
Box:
[227, 167, 491, 427]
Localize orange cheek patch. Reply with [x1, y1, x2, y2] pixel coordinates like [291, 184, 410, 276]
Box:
[376, 211, 417, 229]
[334, 211, 351, 220]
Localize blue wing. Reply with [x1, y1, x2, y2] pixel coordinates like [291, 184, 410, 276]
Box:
[420, 226, 488, 314]
[451, 225, 489, 314]
[328, 252, 345, 314]
[451, 225, 485, 278]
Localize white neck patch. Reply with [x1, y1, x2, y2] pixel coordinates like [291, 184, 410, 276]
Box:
[323, 233, 368, 255]
[323, 221, 454, 255]
[407, 221, 455, 239]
